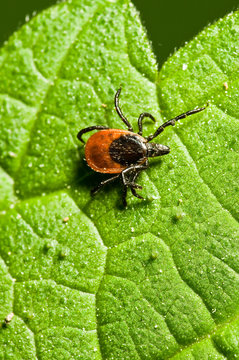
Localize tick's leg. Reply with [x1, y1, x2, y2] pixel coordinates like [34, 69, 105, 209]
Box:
[146, 105, 208, 142]
[130, 188, 144, 200]
[115, 88, 133, 131]
[91, 174, 120, 196]
[129, 164, 147, 200]
[137, 113, 156, 135]
[129, 169, 143, 190]
[121, 162, 149, 186]
[121, 161, 149, 204]
[77, 125, 109, 144]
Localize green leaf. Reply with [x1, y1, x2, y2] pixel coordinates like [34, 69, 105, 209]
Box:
[0, 0, 238, 358]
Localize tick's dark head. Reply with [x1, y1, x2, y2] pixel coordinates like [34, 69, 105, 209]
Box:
[146, 142, 170, 157]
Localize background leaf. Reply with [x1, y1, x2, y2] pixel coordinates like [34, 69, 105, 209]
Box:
[0, 0, 238, 359]
[1, 0, 239, 67]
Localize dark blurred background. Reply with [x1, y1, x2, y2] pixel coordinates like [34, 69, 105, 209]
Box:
[0, 0, 238, 68]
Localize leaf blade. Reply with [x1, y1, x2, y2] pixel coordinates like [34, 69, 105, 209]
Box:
[0, 1, 238, 359]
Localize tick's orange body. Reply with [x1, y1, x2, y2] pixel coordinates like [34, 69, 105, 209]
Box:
[85, 129, 147, 174]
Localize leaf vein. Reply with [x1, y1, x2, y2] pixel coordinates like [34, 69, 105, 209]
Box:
[11, 313, 38, 359]
[152, 233, 216, 322]
[14, 278, 96, 296]
[205, 248, 239, 277]
[0, 93, 36, 109]
[124, 322, 144, 360]
[176, 131, 239, 224]
[67, 193, 107, 360]
[105, 273, 180, 345]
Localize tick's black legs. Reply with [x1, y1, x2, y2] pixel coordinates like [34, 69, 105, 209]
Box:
[91, 174, 121, 196]
[121, 164, 148, 187]
[130, 168, 144, 200]
[90, 162, 149, 207]
[77, 125, 109, 144]
[137, 113, 156, 135]
[115, 89, 157, 135]
[115, 88, 133, 132]
[121, 161, 149, 206]
[146, 105, 207, 142]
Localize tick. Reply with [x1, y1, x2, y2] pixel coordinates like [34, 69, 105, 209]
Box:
[77, 88, 207, 207]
